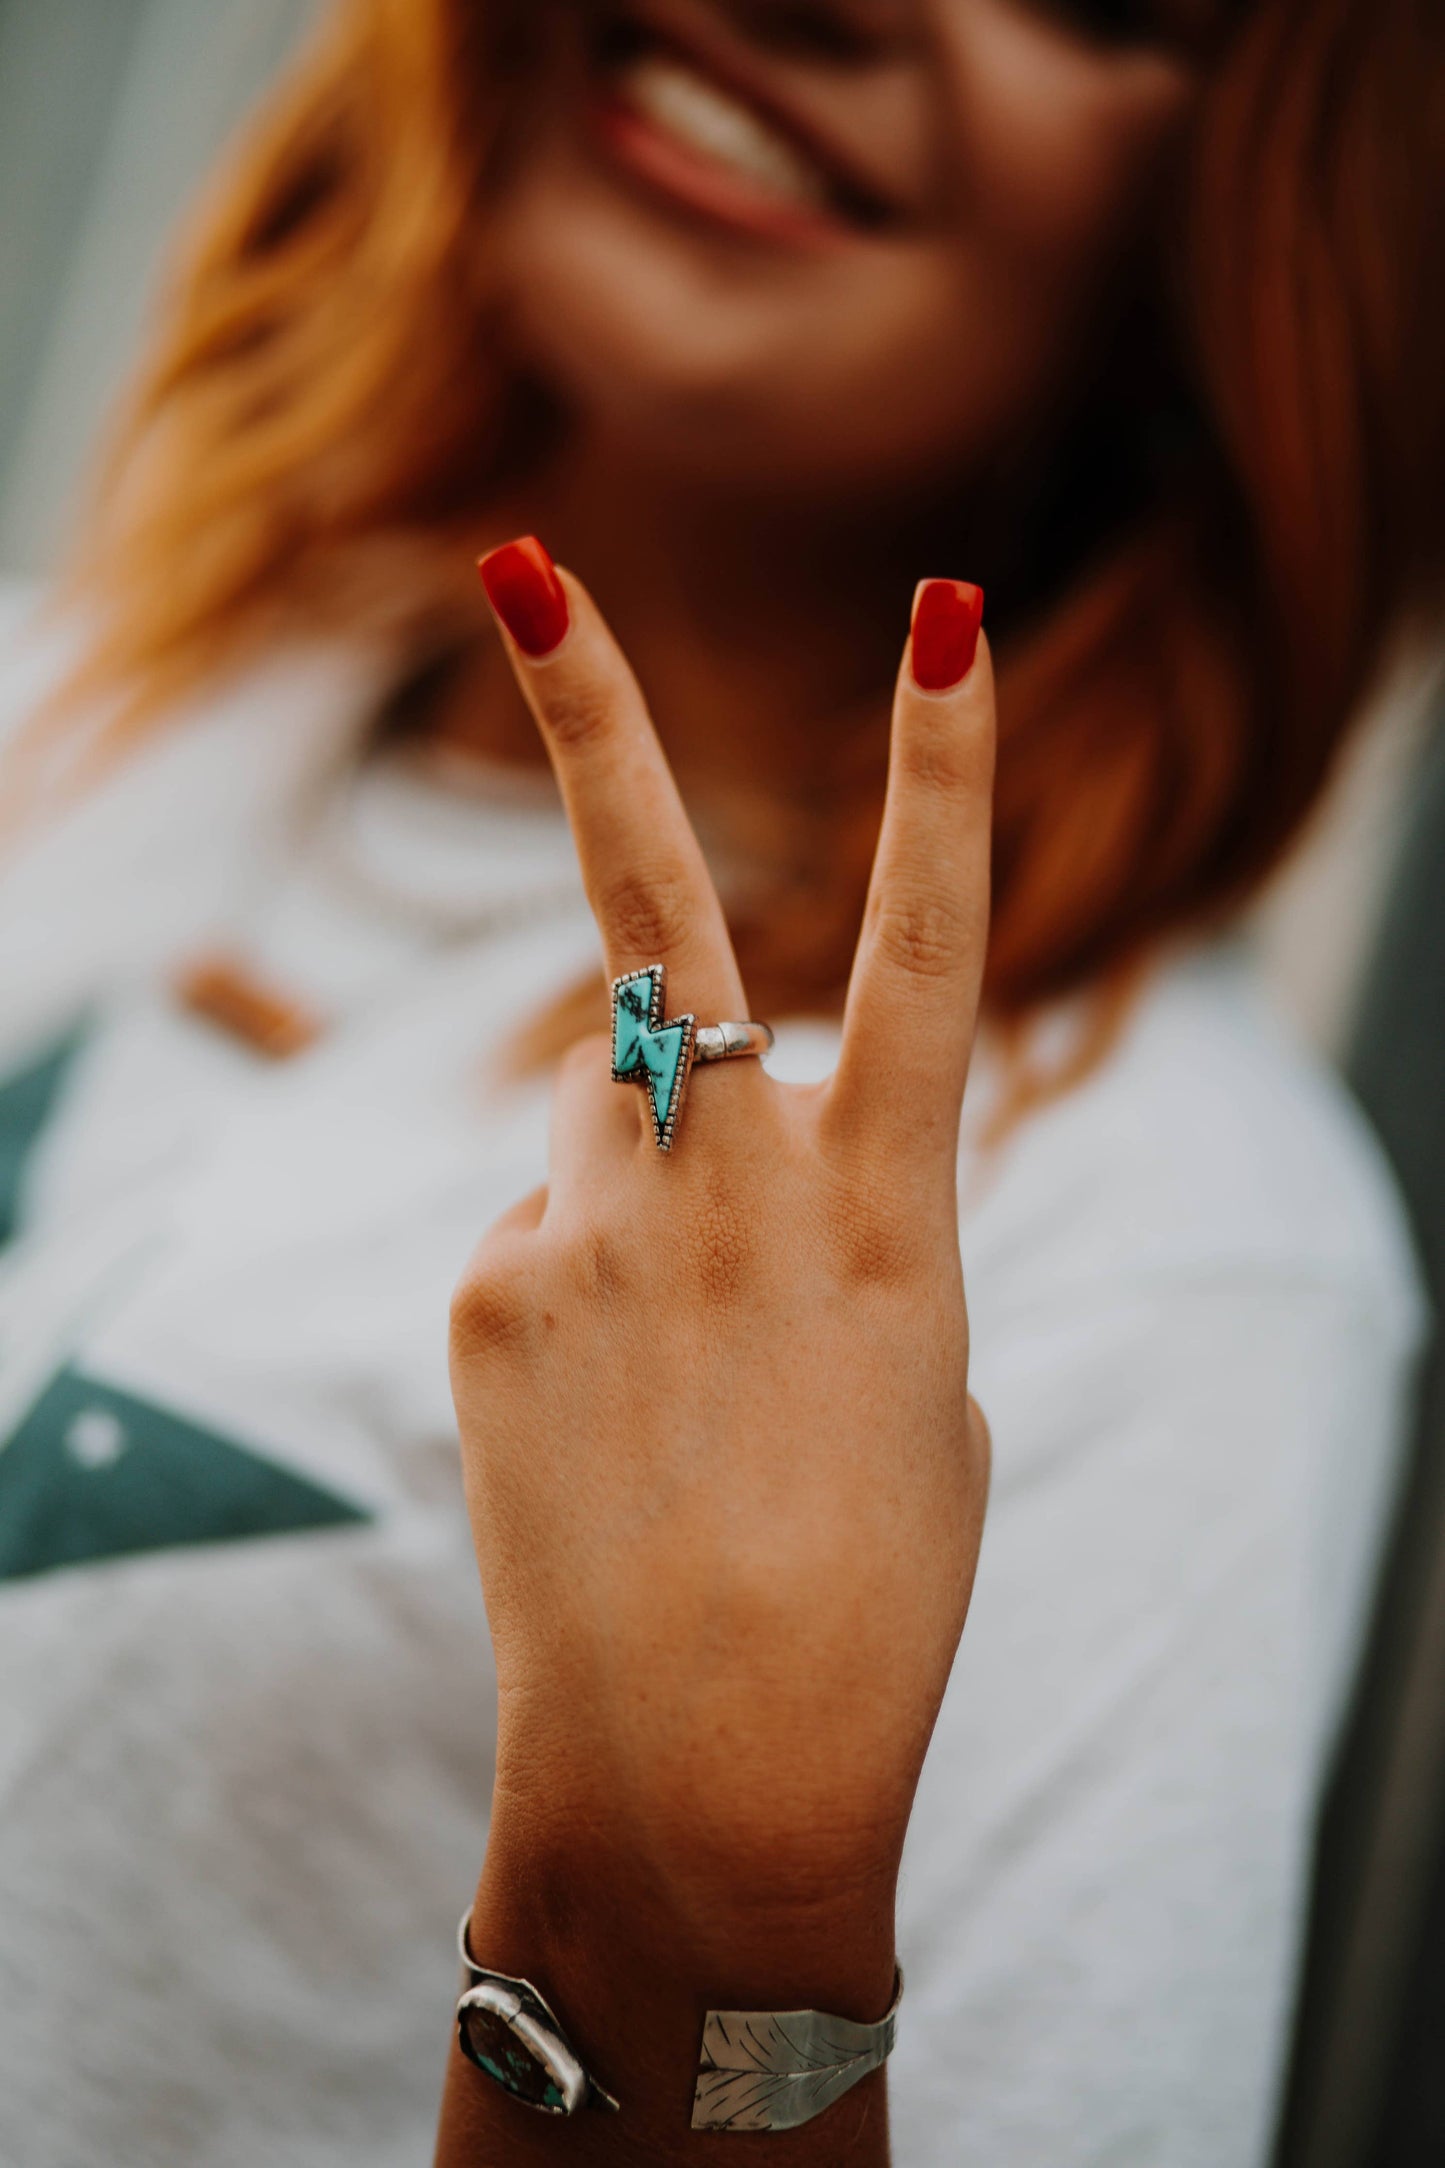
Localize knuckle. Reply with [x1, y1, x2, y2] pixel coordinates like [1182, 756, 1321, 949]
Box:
[449, 1257, 535, 1358]
[543, 679, 616, 752]
[898, 703, 993, 795]
[897, 730, 973, 796]
[870, 891, 967, 984]
[838, 1215, 916, 1288]
[571, 1223, 632, 1302]
[600, 865, 695, 962]
[830, 1175, 919, 1288]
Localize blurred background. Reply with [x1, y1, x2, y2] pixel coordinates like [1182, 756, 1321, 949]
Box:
[0, 0, 315, 578]
[0, 4, 1439, 2162]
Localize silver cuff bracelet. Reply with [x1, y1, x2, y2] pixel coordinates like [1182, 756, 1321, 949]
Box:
[456, 1909, 902, 2133]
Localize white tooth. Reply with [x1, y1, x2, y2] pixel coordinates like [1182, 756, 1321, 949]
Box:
[622, 56, 829, 210]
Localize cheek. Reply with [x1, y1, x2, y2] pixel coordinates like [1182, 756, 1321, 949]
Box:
[933, 3, 1198, 344]
[811, 33, 1203, 480]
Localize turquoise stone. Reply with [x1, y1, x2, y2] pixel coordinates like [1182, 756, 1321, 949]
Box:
[640, 1023, 686, 1132]
[463, 2012, 567, 2112]
[613, 971, 688, 1134]
[612, 972, 655, 1073]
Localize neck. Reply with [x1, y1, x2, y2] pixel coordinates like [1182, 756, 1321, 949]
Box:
[445, 434, 958, 802]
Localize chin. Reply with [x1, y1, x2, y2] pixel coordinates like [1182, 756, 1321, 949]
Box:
[494, 159, 811, 475]
[494, 161, 987, 498]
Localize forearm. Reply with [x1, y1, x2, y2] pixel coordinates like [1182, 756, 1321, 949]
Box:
[435, 1793, 898, 2167]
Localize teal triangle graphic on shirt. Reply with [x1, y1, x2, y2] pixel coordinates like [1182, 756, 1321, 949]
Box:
[0, 1022, 87, 1248]
[612, 971, 689, 1137]
[0, 1366, 371, 1582]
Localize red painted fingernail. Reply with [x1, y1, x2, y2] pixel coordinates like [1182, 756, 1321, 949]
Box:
[477, 536, 570, 658]
[911, 580, 984, 692]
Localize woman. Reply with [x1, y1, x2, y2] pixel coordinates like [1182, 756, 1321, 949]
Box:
[0, 0, 1439, 2161]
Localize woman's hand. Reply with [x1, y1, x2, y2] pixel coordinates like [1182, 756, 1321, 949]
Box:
[440, 542, 993, 2163]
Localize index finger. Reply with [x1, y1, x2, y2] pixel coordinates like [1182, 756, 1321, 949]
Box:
[478, 537, 745, 1023]
[828, 580, 994, 1168]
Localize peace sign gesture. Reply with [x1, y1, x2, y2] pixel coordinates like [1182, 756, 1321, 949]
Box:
[441, 539, 993, 2166]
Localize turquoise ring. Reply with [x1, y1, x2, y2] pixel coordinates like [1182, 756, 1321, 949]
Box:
[611, 965, 774, 1151]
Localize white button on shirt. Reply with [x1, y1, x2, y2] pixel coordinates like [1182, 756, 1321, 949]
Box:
[0, 588, 1425, 2168]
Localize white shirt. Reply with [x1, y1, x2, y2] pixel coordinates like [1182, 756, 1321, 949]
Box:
[0, 589, 1424, 2168]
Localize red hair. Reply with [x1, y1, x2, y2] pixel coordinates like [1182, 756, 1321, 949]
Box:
[40, 0, 1445, 1054]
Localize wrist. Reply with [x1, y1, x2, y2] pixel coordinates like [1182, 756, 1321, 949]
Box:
[489, 1653, 918, 1926]
[454, 1787, 898, 2156]
[479, 1774, 899, 2006]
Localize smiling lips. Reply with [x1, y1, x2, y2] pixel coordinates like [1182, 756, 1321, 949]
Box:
[618, 49, 832, 212]
[586, 12, 899, 247]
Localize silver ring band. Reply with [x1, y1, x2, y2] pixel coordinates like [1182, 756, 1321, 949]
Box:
[693, 1020, 775, 1064]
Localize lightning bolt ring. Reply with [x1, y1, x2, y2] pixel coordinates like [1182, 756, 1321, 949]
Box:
[611, 965, 774, 1151]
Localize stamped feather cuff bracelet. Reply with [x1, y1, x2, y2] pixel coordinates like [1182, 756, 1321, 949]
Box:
[691, 1972, 904, 2132]
[456, 1910, 902, 2132]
